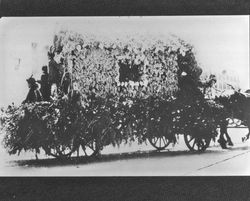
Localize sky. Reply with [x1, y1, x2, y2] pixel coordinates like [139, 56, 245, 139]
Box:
[0, 16, 249, 106]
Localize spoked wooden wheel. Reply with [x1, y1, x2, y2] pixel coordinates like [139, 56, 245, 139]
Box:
[184, 134, 211, 151]
[80, 138, 101, 157]
[48, 138, 76, 159]
[147, 117, 172, 151]
[148, 136, 171, 151]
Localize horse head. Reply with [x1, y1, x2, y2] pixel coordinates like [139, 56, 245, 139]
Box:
[225, 88, 250, 123]
[228, 90, 246, 106]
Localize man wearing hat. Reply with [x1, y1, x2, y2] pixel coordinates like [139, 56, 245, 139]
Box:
[203, 74, 217, 99]
[22, 76, 43, 104]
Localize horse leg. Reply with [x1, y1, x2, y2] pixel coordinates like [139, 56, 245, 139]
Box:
[218, 124, 227, 149]
[246, 128, 250, 141]
[76, 147, 79, 158]
[218, 134, 227, 149]
[242, 126, 250, 142]
[225, 132, 233, 146]
[35, 148, 39, 160]
[76, 140, 81, 158]
[223, 126, 233, 146]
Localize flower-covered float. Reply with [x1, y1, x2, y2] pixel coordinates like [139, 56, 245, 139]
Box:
[0, 30, 224, 159]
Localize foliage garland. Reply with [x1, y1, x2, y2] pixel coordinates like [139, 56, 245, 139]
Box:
[0, 31, 223, 156]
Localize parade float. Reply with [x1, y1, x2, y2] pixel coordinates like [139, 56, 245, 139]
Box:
[0, 30, 224, 159]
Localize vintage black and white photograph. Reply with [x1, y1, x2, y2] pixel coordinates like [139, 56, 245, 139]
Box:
[0, 16, 249, 176]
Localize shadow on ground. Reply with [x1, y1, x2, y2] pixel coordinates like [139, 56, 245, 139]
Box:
[11, 144, 250, 168]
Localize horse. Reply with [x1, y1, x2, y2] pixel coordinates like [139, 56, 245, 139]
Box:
[215, 89, 250, 147]
[227, 91, 250, 142]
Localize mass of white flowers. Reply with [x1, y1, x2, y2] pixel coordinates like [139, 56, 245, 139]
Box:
[52, 30, 197, 102]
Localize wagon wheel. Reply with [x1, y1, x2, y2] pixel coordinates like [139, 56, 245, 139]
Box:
[78, 118, 105, 157]
[47, 137, 77, 159]
[147, 118, 171, 151]
[184, 134, 211, 152]
[80, 137, 101, 157]
[148, 136, 171, 151]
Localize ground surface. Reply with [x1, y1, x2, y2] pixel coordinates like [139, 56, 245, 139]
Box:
[0, 128, 249, 176]
[1, 128, 250, 201]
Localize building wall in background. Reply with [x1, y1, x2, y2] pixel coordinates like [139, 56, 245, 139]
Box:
[202, 69, 240, 99]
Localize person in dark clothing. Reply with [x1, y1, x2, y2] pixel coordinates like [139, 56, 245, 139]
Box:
[68, 81, 81, 106]
[176, 48, 205, 104]
[202, 74, 217, 94]
[48, 58, 62, 85]
[177, 72, 204, 103]
[22, 77, 43, 104]
[48, 50, 64, 99]
[61, 69, 71, 95]
[48, 51, 63, 83]
[37, 66, 51, 101]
